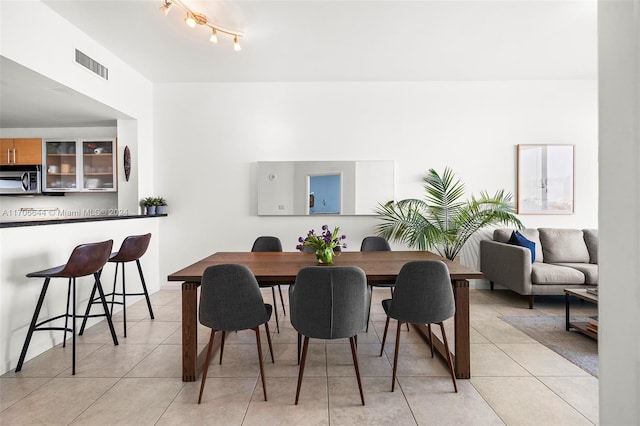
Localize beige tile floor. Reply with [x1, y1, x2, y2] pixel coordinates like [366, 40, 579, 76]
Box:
[0, 288, 599, 425]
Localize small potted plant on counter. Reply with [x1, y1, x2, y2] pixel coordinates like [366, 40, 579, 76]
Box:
[155, 197, 168, 215]
[140, 197, 156, 215]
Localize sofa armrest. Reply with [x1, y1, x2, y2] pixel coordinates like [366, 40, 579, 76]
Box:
[480, 240, 533, 295]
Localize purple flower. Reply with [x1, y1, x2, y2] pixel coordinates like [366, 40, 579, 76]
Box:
[343, 243, 347, 249]
[322, 225, 328, 230]
[341, 235, 346, 240]
[298, 236, 304, 243]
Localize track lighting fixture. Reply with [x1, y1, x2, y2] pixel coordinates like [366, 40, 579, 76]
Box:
[159, 0, 244, 51]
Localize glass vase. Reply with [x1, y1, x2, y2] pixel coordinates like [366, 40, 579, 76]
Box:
[315, 247, 334, 264]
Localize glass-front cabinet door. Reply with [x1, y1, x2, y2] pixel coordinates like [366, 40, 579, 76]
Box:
[42, 138, 116, 192]
[43, 140, 78, 191]
[82, 139, 115, 191]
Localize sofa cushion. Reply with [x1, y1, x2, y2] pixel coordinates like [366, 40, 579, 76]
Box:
[583, 229, 598, 264]
[494, 228, 543, 262]
[531, 263, 585, 285]
[508, 231, 536, 263]
[555, 263, 598, 285]
[539, 228, 590, 264]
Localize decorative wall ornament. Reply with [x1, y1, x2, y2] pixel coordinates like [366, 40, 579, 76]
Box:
[124, 146, 131, 182]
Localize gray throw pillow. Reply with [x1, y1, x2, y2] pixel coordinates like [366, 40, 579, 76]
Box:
[539, 228, 590, 264]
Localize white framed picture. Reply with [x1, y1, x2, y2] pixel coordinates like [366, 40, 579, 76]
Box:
[517, 144, 575, 214]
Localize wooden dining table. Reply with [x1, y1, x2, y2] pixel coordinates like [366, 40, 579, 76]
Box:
[168, 250, 482, 382]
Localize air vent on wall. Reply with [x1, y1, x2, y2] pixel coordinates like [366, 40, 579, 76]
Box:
[75, 49, 109, 80]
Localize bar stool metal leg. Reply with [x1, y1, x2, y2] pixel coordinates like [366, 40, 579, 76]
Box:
[15, 278, 51, 372]
[63, 278, 72, 348]
[136, 259, 154, 319]
[94, 272, 119, 346]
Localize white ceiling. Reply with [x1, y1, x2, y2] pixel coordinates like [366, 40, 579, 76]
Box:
[41, 0, 597, 83]
[1, 0, 597, 128]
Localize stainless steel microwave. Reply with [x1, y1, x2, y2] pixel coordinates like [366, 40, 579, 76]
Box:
[0, 165, 41, 195]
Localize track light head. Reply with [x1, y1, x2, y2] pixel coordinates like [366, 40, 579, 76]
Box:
[160, 1, 172, 16]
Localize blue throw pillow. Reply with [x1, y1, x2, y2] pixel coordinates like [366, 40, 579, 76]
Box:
[508, 231, 536, 263]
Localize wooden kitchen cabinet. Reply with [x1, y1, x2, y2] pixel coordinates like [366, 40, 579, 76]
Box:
[0, 138, 42, 165]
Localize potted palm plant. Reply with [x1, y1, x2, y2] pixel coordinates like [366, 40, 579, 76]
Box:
[374, 167, 522, 261]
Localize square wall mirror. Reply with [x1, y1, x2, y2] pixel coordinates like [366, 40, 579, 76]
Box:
[257, 161, 394, 216]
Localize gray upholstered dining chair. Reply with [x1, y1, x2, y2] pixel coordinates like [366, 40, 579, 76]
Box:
[360, 236, 408, 332]
[251, 236, 287, 333]
[197, 264, 275, 403]
[379, 260, 457, 393]
[289, 266, 369, 405]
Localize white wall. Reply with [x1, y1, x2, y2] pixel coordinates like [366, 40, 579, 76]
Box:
[154, 80, 598, 285]
[598, 0, 640, 424]
[0, 1, 155, 200]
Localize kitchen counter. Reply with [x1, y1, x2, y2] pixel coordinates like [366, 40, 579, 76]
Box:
[0, 212, 167, 228]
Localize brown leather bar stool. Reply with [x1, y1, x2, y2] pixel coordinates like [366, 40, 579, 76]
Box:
[16, 240, 118, 375]
[80, 233, 153, 338]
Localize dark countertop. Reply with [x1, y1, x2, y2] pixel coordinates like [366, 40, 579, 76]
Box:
[0, 214, 167, 228]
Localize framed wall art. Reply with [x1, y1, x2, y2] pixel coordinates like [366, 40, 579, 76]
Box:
[517, 144, 575, 214]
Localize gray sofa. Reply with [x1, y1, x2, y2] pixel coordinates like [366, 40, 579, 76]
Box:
[480, 228, 598, 308]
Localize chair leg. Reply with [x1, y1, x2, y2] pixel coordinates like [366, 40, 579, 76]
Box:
[219, 331, 226, 364]
[71, 278, 77, 375]
[253, 327, 268, 401]
[297, 332, 302, 365]
[264, 322, 274, 363]
[349, 336, 365, 405]
[121, 263, 127, 338]
[392, 320, 402, 392]
[439, 322, 458, 393]
[295, 335, 310, 405]
[528, 295, 535, 309]
[135, 259, 155, 319]
[198, 329, 216, 404]
[78, 279, 98, 335]
[490, 280, 494, 290]
[428, 324, 434, 357]
[110, 262, 118, 317]
[379, 316, 390, 356]
[94, 272, 119, 347]
[63, 278, 72, 347]
[271, 287, 280, 333]
[365, 285, 372, 332]
[16, 278, 51, 372]
[277, 285, 286, 316]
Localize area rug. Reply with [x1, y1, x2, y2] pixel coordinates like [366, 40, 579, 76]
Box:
[500, 315, 598, 377]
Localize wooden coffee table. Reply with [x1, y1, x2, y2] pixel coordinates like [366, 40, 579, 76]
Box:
[564, 288, 598, 340]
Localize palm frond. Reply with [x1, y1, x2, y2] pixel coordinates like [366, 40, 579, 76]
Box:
[374, 168, 524, 260]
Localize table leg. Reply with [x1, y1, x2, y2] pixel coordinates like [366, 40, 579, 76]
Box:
[565, 292, 570, 331]
[412, 279, 470, 379]
[182, 281, 199, 382]
[452, 279, 470, 379]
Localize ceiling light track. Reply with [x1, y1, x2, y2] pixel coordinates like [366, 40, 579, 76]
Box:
[160, 0, 243, 50]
